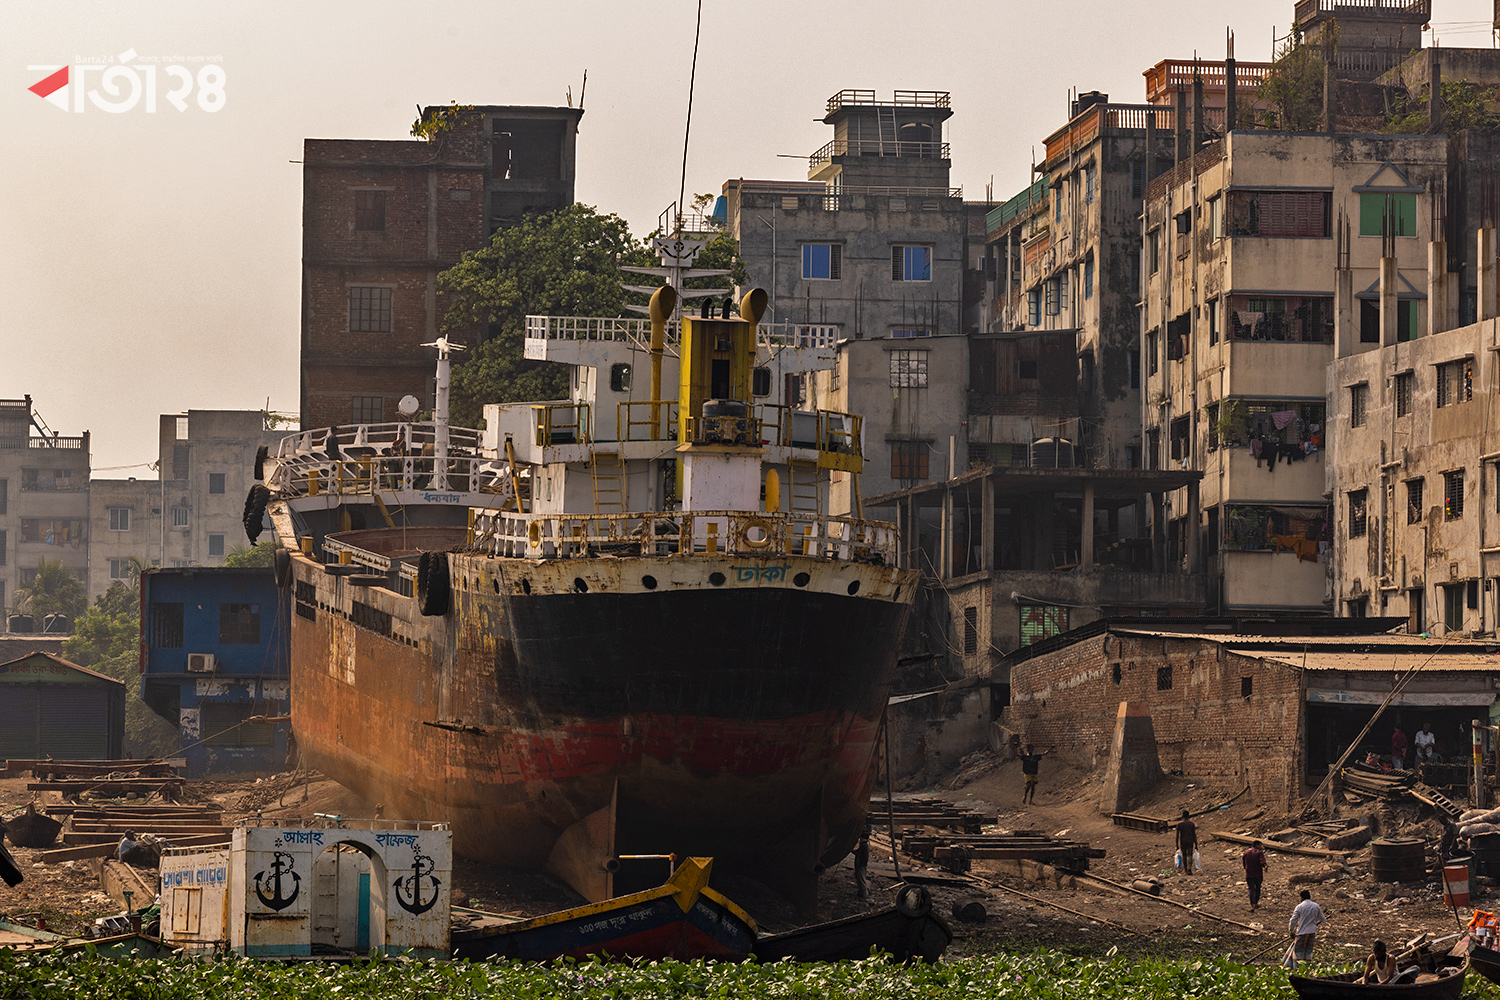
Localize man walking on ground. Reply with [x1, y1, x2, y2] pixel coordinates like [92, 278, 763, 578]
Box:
[1019, 744, 1048, 804]
[1176, 809, 1198, 875]
[1287, 889, 1326, 969]
[1242, 839, 1268, 912]
[1391, 726, 1408, 770]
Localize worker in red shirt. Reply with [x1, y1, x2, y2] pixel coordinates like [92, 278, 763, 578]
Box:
[1242, 840, 1269, 912]
[1391, 726, 1408, 770]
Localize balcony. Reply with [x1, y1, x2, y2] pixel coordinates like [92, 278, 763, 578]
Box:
[1143, 59, 1273, 104]
[808, 137, 950, 173]
[1294, 0, 1430, 25]
[1042, 104, 1225, 168]
[825, 90, 950, 115]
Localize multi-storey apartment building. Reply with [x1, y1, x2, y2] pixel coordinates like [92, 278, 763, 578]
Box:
[301, 105, 583, 430]
[0, 397, 90, 619]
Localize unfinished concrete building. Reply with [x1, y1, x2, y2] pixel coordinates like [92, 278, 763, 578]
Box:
[723, 91, 973, 506]
[1002, 617, 1497, 809]
[0, 397, 90, 622]
[301, 104, 583, 430]
[868, 465, 1209, 689]
[1142, 129, 1449, 614]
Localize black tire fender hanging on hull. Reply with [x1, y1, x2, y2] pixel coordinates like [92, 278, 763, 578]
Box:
[242, 485, 270, 543]
[417, 551, 451, 616]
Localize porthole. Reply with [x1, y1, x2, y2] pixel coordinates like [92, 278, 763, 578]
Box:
[574, 578, 589, 594]
[641, 575, 658, 590]
[793, 572, 811, 588]
[521, 579, 531, 595]
[709, 572, 726, 587]
[847, 580, 861, 596]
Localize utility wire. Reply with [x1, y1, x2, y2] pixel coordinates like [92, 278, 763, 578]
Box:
[676, 0, 704, 237]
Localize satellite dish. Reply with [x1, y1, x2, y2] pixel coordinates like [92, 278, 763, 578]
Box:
[397, 395, 420, 416]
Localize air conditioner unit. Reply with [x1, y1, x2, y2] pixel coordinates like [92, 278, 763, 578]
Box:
[187, 653, 216, 673]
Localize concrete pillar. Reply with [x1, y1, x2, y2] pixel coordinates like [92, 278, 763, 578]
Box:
[1429, 239, 1447, 338]
[981, 473, 996, 573]
[1380, 256, 1399, 346]
[1480, 227, 1497, 322]
[1335, 266, 1356, 356]
[1100, 702, 1163, 814]
[941, 486, 954, 579]
[1184, 480, 1201, 574]
[1081, 481, 1096, 571]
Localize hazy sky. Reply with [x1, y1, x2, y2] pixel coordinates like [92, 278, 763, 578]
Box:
[3, 1, 1493, 470]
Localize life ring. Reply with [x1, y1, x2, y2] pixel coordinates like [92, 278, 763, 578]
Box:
[739, 518, 774, 551]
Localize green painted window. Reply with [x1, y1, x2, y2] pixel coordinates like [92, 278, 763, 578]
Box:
[1019, 603, 1068, 645]
[1359, 192, 1416, 237]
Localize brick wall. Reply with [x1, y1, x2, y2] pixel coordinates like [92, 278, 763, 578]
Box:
[1003, 632, 1305, 809]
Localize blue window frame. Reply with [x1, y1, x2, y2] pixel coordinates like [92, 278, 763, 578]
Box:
[801, 243, 841, 280]
[892, 245, 932, 282]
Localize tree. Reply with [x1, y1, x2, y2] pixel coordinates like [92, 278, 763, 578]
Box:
[223, 541, 279, 568]
[1257, 32, 1327, 132]
[437, 204, 749, 426]
[438, 204, 643, 425]
[64, 583, 178, 758]
[15, 558, 87, 621]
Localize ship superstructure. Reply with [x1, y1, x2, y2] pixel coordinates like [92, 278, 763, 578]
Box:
[256, 274, 916, 909]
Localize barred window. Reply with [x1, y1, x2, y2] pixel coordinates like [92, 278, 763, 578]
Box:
[1436, 358, 1473, 408]
[349, 286, 393, 333]
[1350, 384, 1368, 428]
[1445, 469, 1465, 520]
[1395, 371, 1414, 417]
[891, 245, 932, 281]
[1020, 604, 1068, 646]
[219, 603, 261, 645]
[963, 606, 978, 655]
[889, 350, 929, 388]
[351, 395, 384, 424]
[1406, 478, 1424, 524]
[1349, 488, 1368, 538]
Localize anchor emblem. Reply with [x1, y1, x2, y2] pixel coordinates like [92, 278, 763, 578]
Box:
[393, 846, 441, 915]
[253, 840, 301, 911]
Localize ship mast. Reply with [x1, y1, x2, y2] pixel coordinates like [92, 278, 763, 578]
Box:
[422, 336, 465, 485]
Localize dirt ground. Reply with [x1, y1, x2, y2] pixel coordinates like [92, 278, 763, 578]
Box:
[0, 754, 1479, 964]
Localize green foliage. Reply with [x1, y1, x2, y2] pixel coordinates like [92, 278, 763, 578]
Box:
[438, 204, 748, 427]
[1256, 32, 1326, 132]
[0, 950, 1304, 999]
[223, 541, 280, 568]
[63, 583, 178, 758]
[14, 557, 86, 620]
[1384, 80, 1500, 134]
[411, 101, 476, 141]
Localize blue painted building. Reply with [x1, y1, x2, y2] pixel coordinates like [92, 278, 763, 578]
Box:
[140, 567, 291, 777]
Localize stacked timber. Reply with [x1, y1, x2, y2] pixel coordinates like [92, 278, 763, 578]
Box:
[900, 831, 1105, 874]
[1341, 763, 1464, 818]
[868, 798, 994, 834]
[3, 758, 184, 779]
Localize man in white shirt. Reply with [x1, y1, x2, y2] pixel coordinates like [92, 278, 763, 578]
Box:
[1415, 723, 1438, 762]
[1287, 889, 1326, 969]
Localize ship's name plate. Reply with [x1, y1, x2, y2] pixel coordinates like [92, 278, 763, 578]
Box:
[420, 492, 463, 503]
[730, 564, 791, 584]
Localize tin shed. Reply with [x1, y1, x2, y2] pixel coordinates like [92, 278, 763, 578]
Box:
[0, 652, 125, 759]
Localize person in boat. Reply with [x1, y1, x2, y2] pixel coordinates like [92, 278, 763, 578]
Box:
[1287, 888, 1326, 969]
[1362, 940, 1397, 984]
[1176, 809, 1198, 876]
[1241, 839, 1268, 912]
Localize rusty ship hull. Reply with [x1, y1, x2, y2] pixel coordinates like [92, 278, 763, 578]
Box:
[284, 536, 914, 904]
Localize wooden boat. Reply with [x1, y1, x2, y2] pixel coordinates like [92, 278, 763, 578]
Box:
[1287, 953, 1468, 1000]
[451, 857, 756, 962]
[1465, 942, 1500, 986]
[754, 885, 952, 963]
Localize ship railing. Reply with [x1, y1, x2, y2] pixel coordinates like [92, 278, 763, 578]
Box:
[684, 415, 763, 447]
[534, 403, 590, 446]
[469, 509, 899, 564]
[526, 315, 842, 353]
[273, 422, 483, 461]
[321, 536, 393, 573]
[616, 400, 679, 442]
[268, 451, 516, 501]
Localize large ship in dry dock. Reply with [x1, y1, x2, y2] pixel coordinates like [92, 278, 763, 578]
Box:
[252, 281, 917, 907]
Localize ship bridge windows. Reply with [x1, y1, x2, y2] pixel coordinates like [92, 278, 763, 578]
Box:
[752, 367, 772, 397]
[610, 363, 632, 392]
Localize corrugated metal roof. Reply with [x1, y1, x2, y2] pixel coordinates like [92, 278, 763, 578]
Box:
[1117, 628, 1499, 652]
[1234, 650, 1500, 673]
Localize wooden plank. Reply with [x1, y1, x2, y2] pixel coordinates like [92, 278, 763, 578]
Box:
[38, 833, 232, 863]
[1210, 831, 1353, 858]
[26, 781, 182, 792]
[61, 828, 233, 846]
